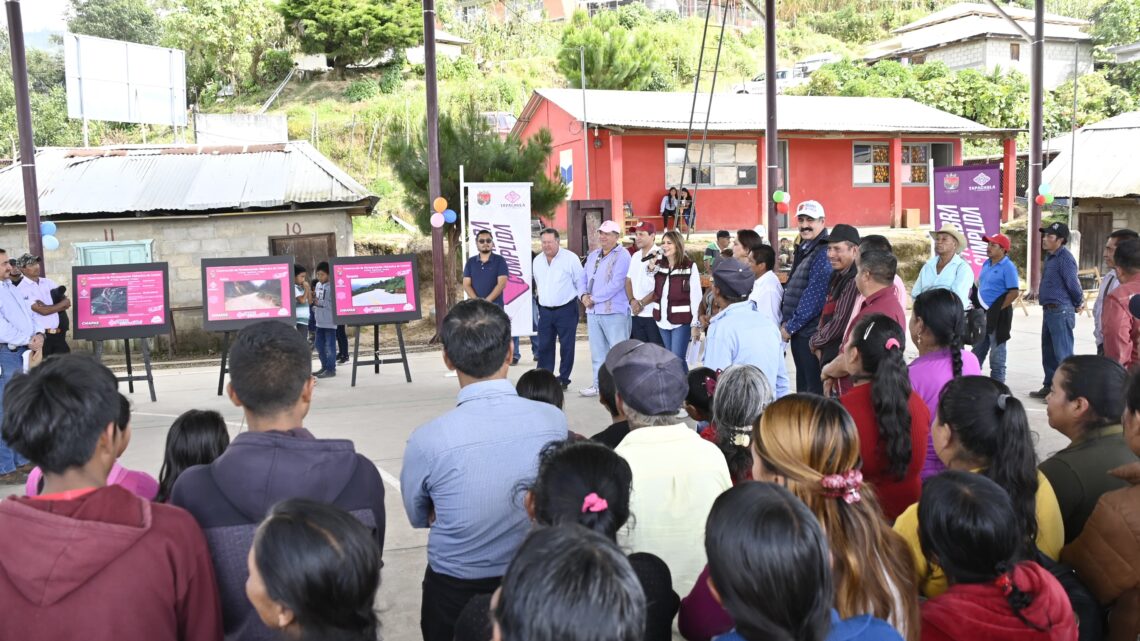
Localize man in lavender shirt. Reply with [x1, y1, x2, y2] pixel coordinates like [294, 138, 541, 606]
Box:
[579, 220, 632, 397]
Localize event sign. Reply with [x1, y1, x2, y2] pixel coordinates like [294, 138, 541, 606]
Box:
[201, 256, 296, 332]
[466, 182, 535, 337]
[73, 263, 171, 340]
[933, 164, 1002, 278]
[330, 255, 421, 325]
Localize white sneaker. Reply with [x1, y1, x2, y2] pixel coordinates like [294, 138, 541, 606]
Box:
[579, 386, 599, 397]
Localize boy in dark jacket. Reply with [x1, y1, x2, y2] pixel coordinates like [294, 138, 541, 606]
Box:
[171, 320, 386, 641]
[0, 355, 223, 641]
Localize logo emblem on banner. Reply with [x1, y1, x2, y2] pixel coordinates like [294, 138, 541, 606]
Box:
[505, 191, 521, 204]
[477, 191, 491, 206]
[943, 174, 960, 191]
[973, 173, 991, 187]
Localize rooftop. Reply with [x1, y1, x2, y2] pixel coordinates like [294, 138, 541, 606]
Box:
[0, 141, 376, 220]
[518, 88, 999, 137]
[1041, 111, 1140, 198]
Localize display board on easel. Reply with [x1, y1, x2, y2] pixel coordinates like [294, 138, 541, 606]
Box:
[330, 255, 421, 387]
[200, 256, 297, 395]
[73, 262, 171, 401]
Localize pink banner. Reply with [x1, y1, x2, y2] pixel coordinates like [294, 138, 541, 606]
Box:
[933, 164, 1002, 279]
[334, 261, 416, 318]
[204, 263, 292, 322]
[76, 270, 167, 330]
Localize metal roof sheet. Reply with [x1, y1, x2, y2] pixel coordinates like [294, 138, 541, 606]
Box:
[894, 3, 1088, 34]
[1041, 112, 1140, 198]
[0, 141, 375, 218]
[523, 89, 995, 136]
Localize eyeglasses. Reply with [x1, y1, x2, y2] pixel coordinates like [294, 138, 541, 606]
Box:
[477, 239, 493, 244]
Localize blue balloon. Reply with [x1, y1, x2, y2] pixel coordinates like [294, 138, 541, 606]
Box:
[40, 221, 56, 236]
[443, 208, 457, 224]
[42, 234, 60, 251]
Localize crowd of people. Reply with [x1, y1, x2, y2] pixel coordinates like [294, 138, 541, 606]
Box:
[1, 208, 1140, 641]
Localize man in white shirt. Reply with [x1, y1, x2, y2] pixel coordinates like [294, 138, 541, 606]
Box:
[747, 244, 782, 326]
[14, 254, 70, 356]
[609, 339, 731, 596]
[0, 249, 44, 483]
[625, 222, 664, 347]
[532, 228, 585, 390]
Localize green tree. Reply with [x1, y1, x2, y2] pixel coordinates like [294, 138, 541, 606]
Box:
[385, 103, 567, 309]
[557, 10, 665, 90]
[278, 0, 419, 73]
[67, 0, 162, 45]
[1092, 0, 1140, 92]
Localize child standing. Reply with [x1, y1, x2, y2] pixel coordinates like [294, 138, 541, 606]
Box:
[312, 261, 336, 378]
[293, 264, 312, 342]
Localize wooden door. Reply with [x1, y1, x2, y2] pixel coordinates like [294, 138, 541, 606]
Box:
[269, 233, 337, 276]
[1079, 212, 1112, 271]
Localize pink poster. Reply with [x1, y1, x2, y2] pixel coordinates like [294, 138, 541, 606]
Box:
[334, 261, 416, 317]
[204, 263, 292, 322]
[76, 270, 167, 330]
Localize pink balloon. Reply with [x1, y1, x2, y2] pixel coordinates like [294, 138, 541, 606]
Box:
[430, 212, 445, 228]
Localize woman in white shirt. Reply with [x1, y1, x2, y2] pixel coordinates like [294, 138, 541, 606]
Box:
[660, 187, 679, 231]
[652, 230, 703, 370]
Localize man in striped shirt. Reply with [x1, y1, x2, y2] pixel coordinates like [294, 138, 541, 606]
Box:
[1030, 222, 1084, 399]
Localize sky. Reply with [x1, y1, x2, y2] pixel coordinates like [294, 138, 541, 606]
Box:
[17, 0, 68, 32]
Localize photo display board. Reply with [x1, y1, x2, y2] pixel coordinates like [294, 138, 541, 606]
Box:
[201, 256, 296, 332]
[330, 255, 421, 325]
[73, 263, 171, 340]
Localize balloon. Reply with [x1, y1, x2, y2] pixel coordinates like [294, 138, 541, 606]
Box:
[1045, 194, 1055, 204]
[1038, 183, 1052, 196]
[40, 221, 56, 236]
[773, 191, 787, 203]
[1034, 194, 1047, 206]
[433, 197, 448, 213]
[430, 213, 445, 228]
[42, 234, 60, 251]
[776, 201, 790, 214]
[443, 208, 457, 224]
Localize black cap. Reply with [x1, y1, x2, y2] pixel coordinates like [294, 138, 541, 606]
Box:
[1039, 221, 1070, 242]
[605, 339, 688, 416]
[716, 230, 731, 239]
[712, 258, 756, 299]
[825, 223, 861, 246]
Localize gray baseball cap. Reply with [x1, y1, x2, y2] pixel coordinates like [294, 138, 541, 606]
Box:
[605, 339, 687, 416]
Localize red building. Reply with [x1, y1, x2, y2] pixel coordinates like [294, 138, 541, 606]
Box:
[513, 89, 1017, 232]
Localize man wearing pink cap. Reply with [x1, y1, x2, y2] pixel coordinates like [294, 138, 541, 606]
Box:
[578, 220, 633, 396]
[970, 233, 1020, 382]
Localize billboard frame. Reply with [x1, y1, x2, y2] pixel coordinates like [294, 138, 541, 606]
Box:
[72, 262, 172, 341]
[200, 255, 297, 333]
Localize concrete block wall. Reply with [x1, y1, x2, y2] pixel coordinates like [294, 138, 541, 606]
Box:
[924, 41, 986, 71]
[982, 38, 1093, 90]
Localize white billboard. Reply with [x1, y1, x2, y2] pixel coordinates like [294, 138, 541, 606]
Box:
[64, 33, 188, 127]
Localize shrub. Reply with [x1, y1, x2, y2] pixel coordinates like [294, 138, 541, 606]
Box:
[345, 79, 380, 102]
[379, 65, 403, 94]
[259, 49, 295, 84]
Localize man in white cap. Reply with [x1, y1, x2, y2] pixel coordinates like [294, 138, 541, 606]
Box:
[779, 200, 832, 395]
[578, 219, 633, 396]
[912, 225, 973, 308]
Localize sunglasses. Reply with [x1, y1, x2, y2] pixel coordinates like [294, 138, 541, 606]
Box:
[477, 239, 493, 244]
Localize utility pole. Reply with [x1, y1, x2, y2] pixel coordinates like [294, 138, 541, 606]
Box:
[1027, 0, 1044, 295]
[5, 0, 44, 273]
[579, 47, 590, 199]
[423, 0, 447, 334]
[764, 0, 778, 246]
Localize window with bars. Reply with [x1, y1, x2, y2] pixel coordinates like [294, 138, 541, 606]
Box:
[854, 142, 954, 186]
[853, 143, 890, 185]
[664, 140, 759, 189]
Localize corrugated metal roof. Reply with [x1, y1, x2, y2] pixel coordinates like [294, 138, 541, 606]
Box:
[1041, 111, 1140, 198]
[894, 3, 1088, 34]
[0, 141, 376, 219]
[521, 89, 995, 136]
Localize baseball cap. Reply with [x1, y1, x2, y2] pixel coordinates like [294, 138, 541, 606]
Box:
[15, 253, 39, 268]
[636, 221, 656, 235]
[930, 226, 966, 251]
[1039, 221, 1070, 242]
[982, 233, 1011, 252]
[712, 257, 756, 299]
[605, 339, 687, 416]
[795, 200, 825, 220]
[598, 220, 622, 234]
[825, 224, 861, 246]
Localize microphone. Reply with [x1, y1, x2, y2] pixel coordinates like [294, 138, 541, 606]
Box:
[641, 247, 662, 262]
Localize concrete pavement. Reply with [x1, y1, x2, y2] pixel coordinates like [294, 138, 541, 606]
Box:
[0, 303, 1097, 640]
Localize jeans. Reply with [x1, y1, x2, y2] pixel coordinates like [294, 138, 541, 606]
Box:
[790, 331, 823, 395]
[0, 347, 29, 474]
[512, 337, 520, 361]
[587, 313, 632, 387]
[315, 327, 337, 372]
[630, 315, 665, 346]
[1041, 305, 1076, 388]
[658, 324, 692, 372]
[972, 332, 1008, 383]
[336, 325, 348, 360]
[537, 301, 578, 385]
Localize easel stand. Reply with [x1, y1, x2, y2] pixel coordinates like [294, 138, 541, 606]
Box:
[94, 338, 157, 402]
[216, 332, 231, 397]
[351, 323, 412, 388]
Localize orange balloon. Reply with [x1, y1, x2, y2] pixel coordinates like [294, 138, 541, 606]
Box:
[433, 197, 448, 213]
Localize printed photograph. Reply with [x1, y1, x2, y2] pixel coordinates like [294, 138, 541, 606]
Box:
[90, 287, 128, 315]
[350, 275, 408, 307]
[223, 280, 283, 311]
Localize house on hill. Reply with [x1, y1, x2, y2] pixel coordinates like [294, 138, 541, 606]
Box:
[864, 2, 1092, 90]
[0, 141, 375, 333]
[513, 88, 1015, 236]
[1042, 111, 1140, 270]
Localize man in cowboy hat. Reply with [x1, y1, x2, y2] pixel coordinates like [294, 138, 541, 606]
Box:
[912, 225, 973, 309]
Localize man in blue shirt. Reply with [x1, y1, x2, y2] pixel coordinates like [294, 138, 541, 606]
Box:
[401, 299, 568, 641]
[971, 233, 1020, 383]
[780, 201, 832, 395]
[1030, 222, 1084, 399]
[705, 258, 789, 397]
[462, 229, 521, 364]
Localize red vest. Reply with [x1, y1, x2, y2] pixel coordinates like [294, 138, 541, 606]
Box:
[653, 258, 696, 325]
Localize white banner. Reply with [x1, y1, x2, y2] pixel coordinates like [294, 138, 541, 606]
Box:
[466, 182, 535, 337]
